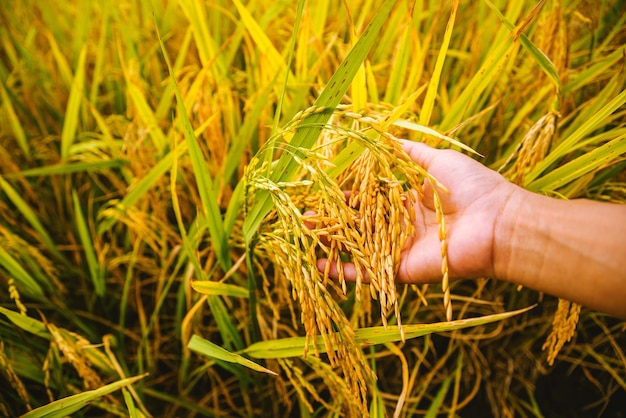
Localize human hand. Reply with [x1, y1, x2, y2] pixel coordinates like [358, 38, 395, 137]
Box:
[319, 140, 520, 284]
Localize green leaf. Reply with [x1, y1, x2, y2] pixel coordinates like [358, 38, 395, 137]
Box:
[528, 133, 626, 192]
[481, 0, 561, 94]
[97, 144, 187, 235]
[0, 81, 29, 159]
[5, 159, 125, 178]
[424, 376, 453, 418]
[22, 374, 148, 418]
[60, 45, 87, 160]
[191, 280, 249, 298]
[188, 334, 277, 376]
[526, 87, 626, 184]
[244, 306, 534, 359]
[419, 0, 459, 127]
[0, 306, 49, 339]
[72, 189, 104, 297]
[0, 247, 44, 299]
[0, 176, 64, 262]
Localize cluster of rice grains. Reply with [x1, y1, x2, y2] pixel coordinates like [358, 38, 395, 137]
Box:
[244, 106, 449, 414]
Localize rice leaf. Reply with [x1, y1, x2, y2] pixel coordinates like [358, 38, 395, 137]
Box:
[383, 19, 412, 105]
[122, 388, 140, 418]
[243, 0, 398, 242]
[60, 45, 87, 160]
[440, 1, 525, 130]
[526, 87, 626, 184]
[244, 306, 534, 359]
[481, 0, 561, 93]
[560, 70, 624, 142]
[0, 176, 63, 262]
[232, 0, 290, 82]
[424, 376, 453, 418]
[0, 247, 44, 299]
[72, 189, 104, 297]
[118, 33, 167, 156]
[45, 30, 73, 88]
[0, 306, 49, 339]
[97, 143, 186, 235]
[206, 295, 244, 351]
[188, 334, 277, 376]
[191, 280, 249, 298]
[419, 0, 458, 127]
[0, 81, 29, 159]
[528, 134, 626, 192]
[177, 0, 224, 74]
[5, 160, 125, 178]
[393, 120, 482, 156]
[156, 23, 231, 272]
[22, 374, 148, 418]
[564, 46, 625, 95]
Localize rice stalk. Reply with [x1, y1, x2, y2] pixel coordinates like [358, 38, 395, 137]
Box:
[244, 103, 454, 414]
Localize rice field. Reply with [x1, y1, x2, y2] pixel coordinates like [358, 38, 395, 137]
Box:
[1, 0, 625, 417]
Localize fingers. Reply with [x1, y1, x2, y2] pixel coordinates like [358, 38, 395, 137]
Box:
[317, 258, 366, 283]
[400, 139, 439, 170]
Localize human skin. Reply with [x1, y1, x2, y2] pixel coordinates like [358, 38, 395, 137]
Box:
[318, 140, 626, 319]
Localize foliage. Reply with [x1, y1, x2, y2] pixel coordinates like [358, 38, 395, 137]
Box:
[1, 0, 625, 416]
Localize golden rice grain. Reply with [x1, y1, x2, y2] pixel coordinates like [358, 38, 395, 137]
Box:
[543, 299, 581, 366]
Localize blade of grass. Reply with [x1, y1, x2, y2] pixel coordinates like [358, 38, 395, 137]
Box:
[72, 189, 104, 297]
[22, 374, 148, 418]
[244, 306, 534, 359]
[188, 334, 276, 376]
[60, 45, 87, 160]
[243, 0, 398, 242]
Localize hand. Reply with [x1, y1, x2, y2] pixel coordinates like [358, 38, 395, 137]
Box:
[319, 140, 520, 284]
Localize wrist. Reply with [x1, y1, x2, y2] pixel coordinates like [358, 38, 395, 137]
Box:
[491, 183, 535, 281]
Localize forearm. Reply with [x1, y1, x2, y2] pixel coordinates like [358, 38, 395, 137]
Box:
[494, 187, 626, 319]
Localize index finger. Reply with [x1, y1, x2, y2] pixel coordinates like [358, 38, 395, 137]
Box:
[400, 139, 440, 170]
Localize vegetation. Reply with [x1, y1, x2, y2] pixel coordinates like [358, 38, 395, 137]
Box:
[1, 0, 625, 416]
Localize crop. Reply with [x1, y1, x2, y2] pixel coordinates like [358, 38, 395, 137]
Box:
[1, 0, 625, 417]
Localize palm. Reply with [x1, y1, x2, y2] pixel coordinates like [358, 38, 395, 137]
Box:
[396, 143, 517, 283]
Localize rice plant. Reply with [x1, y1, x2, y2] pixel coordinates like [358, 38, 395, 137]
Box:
[1, 0, 625, 417]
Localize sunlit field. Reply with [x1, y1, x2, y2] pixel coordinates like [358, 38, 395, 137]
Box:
[1, 1, 625, 416]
